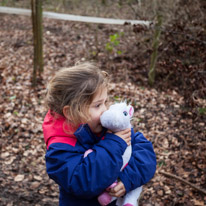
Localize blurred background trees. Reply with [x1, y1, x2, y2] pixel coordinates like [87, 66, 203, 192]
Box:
[1, 0, 205, 106]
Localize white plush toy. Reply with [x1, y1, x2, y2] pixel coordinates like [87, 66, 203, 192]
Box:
[84, 102, 142, 206]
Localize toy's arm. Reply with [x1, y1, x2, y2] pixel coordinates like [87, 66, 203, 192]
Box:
[118, 129, 156, 192]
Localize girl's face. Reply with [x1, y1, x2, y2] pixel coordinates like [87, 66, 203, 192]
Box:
[88, 87, 108, 134]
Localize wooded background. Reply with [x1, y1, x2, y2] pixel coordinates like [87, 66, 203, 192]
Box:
[0, 0, 205, 205]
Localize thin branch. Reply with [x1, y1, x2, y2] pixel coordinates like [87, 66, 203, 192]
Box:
[159, 171, 206, 196]
[127, 1, 142, 19]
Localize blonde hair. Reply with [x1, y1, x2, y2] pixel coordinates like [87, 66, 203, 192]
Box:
[45, 62, 108, 129]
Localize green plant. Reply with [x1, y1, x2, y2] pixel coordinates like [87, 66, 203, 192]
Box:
[105, 32, 124, 55]
[198, 107, 206, 115]
[13, 110, 19, 116]
[0, 0, 9, 6]
[158, 160, 166, 167]
[113, 95, 121, 101]
[9, 95, 16, 101]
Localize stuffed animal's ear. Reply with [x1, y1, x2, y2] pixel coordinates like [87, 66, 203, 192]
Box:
[129, 106, 134, 117]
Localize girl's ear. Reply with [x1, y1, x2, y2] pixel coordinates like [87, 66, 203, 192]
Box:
[63, 105, 70, 119]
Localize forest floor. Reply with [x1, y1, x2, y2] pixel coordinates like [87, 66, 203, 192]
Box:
[0, 11, 206, 206]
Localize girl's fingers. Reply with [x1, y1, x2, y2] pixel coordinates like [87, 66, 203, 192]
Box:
[117, 128, 131, 135]
[126, 138, 131, 145]
[116, 129, 131, 137]
[109, 189, 124, 197]
[110, 183, 121, 192]
[112, 128, 131, 146]
[123, 134, 131, 145]
[109, 181, 126, 197]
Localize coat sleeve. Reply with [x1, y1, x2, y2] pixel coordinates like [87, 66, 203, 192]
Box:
[119, 129, 156, 192]
[45, 133, 127, 199]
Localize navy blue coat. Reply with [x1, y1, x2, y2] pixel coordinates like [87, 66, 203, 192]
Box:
[43, 111, 156, 206]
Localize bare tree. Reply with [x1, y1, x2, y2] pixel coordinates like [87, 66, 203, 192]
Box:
[31, 0, 43, 87]
[148, 14, 162, 86]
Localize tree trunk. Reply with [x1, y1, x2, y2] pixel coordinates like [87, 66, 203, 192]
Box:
[148, 14, 162, 86]
[31, 0, 43, 87]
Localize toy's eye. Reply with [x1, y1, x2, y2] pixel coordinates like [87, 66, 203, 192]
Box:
[123, 111, 128, 116]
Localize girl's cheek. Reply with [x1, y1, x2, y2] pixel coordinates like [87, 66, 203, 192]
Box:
[96, 115, 101, 122]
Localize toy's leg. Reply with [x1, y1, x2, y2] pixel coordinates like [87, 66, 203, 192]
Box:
[121, 186, 142, 206]
[98, 191, 112, 206]
[98, 182, 118, 206]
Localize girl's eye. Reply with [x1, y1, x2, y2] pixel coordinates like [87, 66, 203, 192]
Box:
[123, 111, 128, 116]
[95, 104, 101, 108]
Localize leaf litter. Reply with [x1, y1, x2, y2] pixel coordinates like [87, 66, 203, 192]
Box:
[0, 13, 205, 206]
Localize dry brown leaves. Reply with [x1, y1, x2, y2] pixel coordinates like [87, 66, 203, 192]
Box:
[0, 13, 205, 206]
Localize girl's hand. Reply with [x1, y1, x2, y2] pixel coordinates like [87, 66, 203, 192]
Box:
[108, 181, 126, 197]
[114, 128, 131, 146]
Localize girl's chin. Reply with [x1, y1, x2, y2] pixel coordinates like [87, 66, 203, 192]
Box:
[92, 125, 103, 134]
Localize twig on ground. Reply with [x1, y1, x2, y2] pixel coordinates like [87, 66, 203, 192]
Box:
[159, 170, 206, 195]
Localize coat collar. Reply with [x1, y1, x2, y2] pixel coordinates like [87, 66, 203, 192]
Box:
[74, 124, 107, 149]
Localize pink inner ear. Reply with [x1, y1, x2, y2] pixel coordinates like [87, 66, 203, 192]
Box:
[129, 107, 133, 116]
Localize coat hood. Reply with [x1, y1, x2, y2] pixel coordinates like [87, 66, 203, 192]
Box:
[42, 110, 77, 149]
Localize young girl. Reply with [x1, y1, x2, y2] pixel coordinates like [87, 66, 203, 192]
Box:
[43, 62, 156, 206]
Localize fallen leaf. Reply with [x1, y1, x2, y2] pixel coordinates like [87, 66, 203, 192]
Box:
[14, 174, 24, 182]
